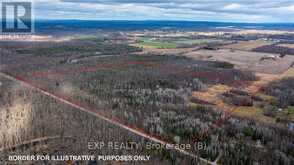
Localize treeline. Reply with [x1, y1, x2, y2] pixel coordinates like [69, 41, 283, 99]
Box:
[263, 77, 294, 107]
[15, 39, 142, 56]
[253, 45, 294, 56]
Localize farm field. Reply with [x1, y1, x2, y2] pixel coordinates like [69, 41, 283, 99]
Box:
[184, 49, 294, 74]
[135, 37, 178, 49]
[220, 40, 273, 51]
[135, 37, 225, 49]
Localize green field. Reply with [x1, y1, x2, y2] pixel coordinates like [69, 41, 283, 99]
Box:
[173, 38, 223, 45]
[137, 37, 177, 49]
[136, 37, 223, 49]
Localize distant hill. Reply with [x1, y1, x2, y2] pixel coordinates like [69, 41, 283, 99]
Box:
[33, 20, 294, 34]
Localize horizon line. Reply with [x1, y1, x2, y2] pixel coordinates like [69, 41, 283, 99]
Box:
[32, 19, 294, 25]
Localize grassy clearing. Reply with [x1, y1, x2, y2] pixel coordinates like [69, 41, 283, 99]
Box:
[137, 41, 177, 49]
[221, 40, 273, 51]
[233, 107, 276, 124]
[136, 37, 223, 49]
[71, 35, 97, 40]
[287, 106, 294, 114]
[277, 106, 294, 121]
[137, 37, 177, 49]
[173, 38, 222, 45]
[255, 93, 277, 103]
[282, 68, 294, 78]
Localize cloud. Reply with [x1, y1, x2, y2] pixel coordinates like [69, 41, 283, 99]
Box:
[29, 0, 294, 22]
[223, 3, 241, 10]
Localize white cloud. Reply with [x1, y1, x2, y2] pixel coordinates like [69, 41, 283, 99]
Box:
[223, 3, 241, 10]
[24, 0, 294, 22]
[283, 5, 294, 11]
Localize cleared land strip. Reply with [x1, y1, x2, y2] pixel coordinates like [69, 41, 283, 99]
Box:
[0, 72, 215, 165]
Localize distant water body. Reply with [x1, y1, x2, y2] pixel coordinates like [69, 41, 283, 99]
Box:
[34, 20, 294, 33]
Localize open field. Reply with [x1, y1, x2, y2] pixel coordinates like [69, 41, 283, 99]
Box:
[136, 37, 178, 49]
[220, 40, 273, 51]
[134, 47, 197, 56]
[184, 49, 294, 74]
[134, 37, 226, 49]
[172, 38, 223, 46]
[282, 67, 294, 77]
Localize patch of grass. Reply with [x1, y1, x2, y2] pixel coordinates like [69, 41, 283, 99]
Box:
[137, 38, 177, 49]
[275, 106, 294, 122]
[189, 103, 212, 111]
[255, 93, 277, 103]
[233, 106, 276, 124]
[282, 68, 294, 78]
[287, 106, 294, 114]
[136, 37, 224, 49]
[281, 106, 294, 120]
[174, 38, 222, 45]
[242, 127, 254, 137]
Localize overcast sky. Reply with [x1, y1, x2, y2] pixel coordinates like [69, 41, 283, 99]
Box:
[28, 0, 294, 22]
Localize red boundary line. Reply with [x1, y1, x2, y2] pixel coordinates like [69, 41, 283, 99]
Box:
[13, 73, 171, 143]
